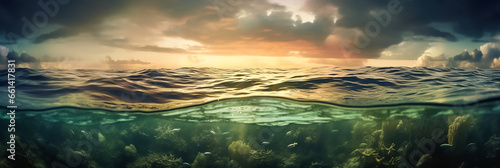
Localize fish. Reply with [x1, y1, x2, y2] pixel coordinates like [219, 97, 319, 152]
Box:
[286, 131, 292, 136]
[204, 152, 212, 155]
[210, 130, 216, 135]
[172, 128, 181, 132]
[262, 141, 270, 145]
[440, 144, 453, 148]
[222, 132, 230, 135]
[183, 162, 191, 166]
[287, 142, 298, 148]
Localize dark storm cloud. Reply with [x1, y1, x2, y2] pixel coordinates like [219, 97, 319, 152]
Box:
[1, 0, 499, 60]
[0, 0, 132, 43]
[305, 0, 500, 58]
[0, 0, 215, 44]
[0, 51, 42, 69]
[32, 27, 79, 44]
[412, 27, 458, 42]
[1, 0, 335, 48]
[165, 0, 335, 45]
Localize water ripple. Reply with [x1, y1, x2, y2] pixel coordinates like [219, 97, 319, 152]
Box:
[1, 67, 499, 111]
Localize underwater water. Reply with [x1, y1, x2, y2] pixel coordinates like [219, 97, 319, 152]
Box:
[1, 67, 500, 168]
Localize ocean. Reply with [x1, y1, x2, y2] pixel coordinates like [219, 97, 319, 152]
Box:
[1, 67, 500, 168]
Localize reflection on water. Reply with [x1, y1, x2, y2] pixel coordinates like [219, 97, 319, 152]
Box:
[1, 67, 499, 110]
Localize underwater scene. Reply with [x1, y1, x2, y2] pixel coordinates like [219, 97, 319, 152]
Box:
[1, 67, 500, 168]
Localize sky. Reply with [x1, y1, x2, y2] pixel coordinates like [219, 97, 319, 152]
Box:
[0, 0, 499, 69]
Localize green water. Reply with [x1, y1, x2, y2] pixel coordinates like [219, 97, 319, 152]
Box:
[1, 97, 500, 168]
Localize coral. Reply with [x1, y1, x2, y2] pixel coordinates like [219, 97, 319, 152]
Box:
[448, 115, 476, 151]
[292, 126, 319, 144]
[127, 153, 183, 168]
[249, 149, 280, 167]
[352, 121, 377, 144]
[192, 152, 207, 168]
[352, 148, 378, 157]
[228, 140, 252, 166]
[124, 144, 137, 158]
[380, 120, 403, 146]
[344, 157, 361, 168]
[191, 129, 220, 149]
[153, 124, 187, 153]
[281, 153, 301, 168]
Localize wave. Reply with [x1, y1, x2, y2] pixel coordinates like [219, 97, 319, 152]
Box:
[0, 67, 499, 111]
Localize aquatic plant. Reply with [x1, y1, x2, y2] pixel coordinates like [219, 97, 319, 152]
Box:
[292, 126, 319, 144]
[308, 161, 328, 168]
[153, 124, 187, 153]
[415, 154, 433, 168]
[2, 137, 46, 168]
[127, 123, 155, 148]
[191, 128, 221, 150]
[343, 156, 361, 168]
[352, 121, 377, 145]
[127, 153, 183, 168]
[380, 120, 403, 146]
[228, 140, 252, 166]
[281, 153, 301, 168]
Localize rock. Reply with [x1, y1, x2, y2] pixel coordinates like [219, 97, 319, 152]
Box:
[448, 115, 475, 152]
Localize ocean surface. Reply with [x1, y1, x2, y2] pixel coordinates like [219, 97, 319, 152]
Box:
[1, 67, 500, 168]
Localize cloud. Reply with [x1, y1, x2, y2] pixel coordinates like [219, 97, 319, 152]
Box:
[381, 41, 432, 60]
[0, 51, 42, 69]
[491, 58, 500, 68]
[414, 54, 448, 68]
[0, 45, 8, 56]
[164, 1, 335, 44]
[304, 0, 500, 58]
[0, 0, 130, 43]
[1, 0, 499, 63]
[101, 39, 187, 53]
[415, 42, 500, 69]
[105, 55, 150, 70]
